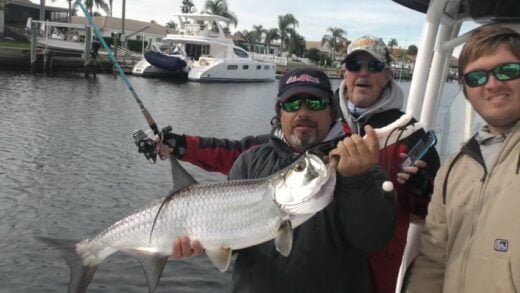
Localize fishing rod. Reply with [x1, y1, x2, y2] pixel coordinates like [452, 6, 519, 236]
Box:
[74, 0, 161, 162]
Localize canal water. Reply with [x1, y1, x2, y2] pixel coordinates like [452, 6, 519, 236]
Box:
[0, 71, 472, 292]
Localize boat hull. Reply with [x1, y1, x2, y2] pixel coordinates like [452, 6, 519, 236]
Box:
[188, 58, 276, 82]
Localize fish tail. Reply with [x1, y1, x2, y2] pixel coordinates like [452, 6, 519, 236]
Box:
[37, 237, 99, 293]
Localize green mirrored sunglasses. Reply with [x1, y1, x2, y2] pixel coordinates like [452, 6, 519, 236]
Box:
[280, 96, 330, 112]
[463, 62, 520, 87]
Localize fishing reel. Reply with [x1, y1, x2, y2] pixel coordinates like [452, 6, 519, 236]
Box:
[132, 129, 157, 163]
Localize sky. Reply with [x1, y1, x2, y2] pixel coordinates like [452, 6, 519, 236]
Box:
[41, 0, 477, 53]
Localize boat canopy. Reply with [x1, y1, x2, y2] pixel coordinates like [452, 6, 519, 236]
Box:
[173, 13, 232, 24]
[392, 0, 520, 22]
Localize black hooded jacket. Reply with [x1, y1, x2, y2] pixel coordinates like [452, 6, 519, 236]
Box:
[228, 136, 395, 293]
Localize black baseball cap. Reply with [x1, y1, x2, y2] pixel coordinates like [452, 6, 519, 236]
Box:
[277, 68, 333, 102]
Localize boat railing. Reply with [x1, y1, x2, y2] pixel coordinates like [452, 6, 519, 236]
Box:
[180, 26, 221, 39]
[251, 53, 287, 66]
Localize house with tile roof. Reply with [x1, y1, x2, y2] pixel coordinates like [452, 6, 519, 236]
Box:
[71, 16, 171, 44]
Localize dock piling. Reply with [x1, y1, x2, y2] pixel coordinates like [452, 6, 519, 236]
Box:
[30, 21, 37, 74]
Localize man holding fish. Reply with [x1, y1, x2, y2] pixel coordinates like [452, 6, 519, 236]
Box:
[160, 37, 440, 293]
[164, 68, 396, 292]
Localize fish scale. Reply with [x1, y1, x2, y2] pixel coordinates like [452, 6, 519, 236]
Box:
[39, 152, 336, 293]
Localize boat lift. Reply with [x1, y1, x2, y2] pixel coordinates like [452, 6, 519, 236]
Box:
[27, 18, 94, 74]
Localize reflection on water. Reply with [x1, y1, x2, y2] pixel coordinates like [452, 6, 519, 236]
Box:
[0, 71, 469, 292]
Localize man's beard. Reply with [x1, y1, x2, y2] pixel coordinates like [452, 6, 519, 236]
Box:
[287, 133, 319, 150]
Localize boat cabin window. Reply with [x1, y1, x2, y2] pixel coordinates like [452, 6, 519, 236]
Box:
[243, 65, 249, 70]
[264, 65, 270, 70]
[227, 65, 238, 70]
[233, 48, 250, 58]
[256, 65, 261, 70]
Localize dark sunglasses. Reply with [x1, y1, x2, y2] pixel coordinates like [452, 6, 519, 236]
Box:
[345, 59, 386, 73]
[280, 96, 330, 112]
[463, 62, 520, 87]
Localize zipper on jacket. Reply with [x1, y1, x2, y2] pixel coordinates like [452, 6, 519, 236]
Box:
[459, 165, 489, 292]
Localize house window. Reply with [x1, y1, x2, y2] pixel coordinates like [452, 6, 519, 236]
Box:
[227, 65, 238, 70]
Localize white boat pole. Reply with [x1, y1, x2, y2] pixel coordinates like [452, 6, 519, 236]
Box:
[419, 11, 461, 129]
[405, 0, 448, 119]
[396, 1, 448, 292]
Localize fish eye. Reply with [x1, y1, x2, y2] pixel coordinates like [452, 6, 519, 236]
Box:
[294, 161, 306, 171]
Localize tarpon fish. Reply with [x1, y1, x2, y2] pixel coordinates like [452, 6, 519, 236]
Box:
[40, 152, 337, 293]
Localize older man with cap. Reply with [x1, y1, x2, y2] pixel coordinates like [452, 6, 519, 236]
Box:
[338, 36, 440, 293]
[168, 68, 396, 293]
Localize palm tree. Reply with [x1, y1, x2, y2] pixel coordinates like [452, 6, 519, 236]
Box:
[249, 25, 267, 53]
[62, 0, 72, 22]
[75, 0, 109, 16]
[278, 14, 298, 54]
[203, 0, 238, 27]
[407, 44, 418, 56]
[180, 0, 195, 13]
[321, 27, 348, 63]
[264, 28, 280, 55]
[252, 25, 267, 42]
[388, 38, 398, 54]
[238, 29, 256, 51]
[288, 31, 305, 56]
[39, 0, 46, 21]
[166, 21, 178, 30]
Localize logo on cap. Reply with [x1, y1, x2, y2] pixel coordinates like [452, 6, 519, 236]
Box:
[346, 35, 389, 64]
[351, 37, 378, 48]
[285, 74, 320, 85]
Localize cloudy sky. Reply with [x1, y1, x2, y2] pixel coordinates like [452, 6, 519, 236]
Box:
[42, 0, 477, 51]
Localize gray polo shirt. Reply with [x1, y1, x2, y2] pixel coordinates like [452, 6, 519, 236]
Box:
[475, 124, 515, 171]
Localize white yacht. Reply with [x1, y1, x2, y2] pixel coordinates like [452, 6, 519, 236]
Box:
[134, 13, 276, 82]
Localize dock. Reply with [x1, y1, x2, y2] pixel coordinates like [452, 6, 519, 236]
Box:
[25, 19, 139, 76]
